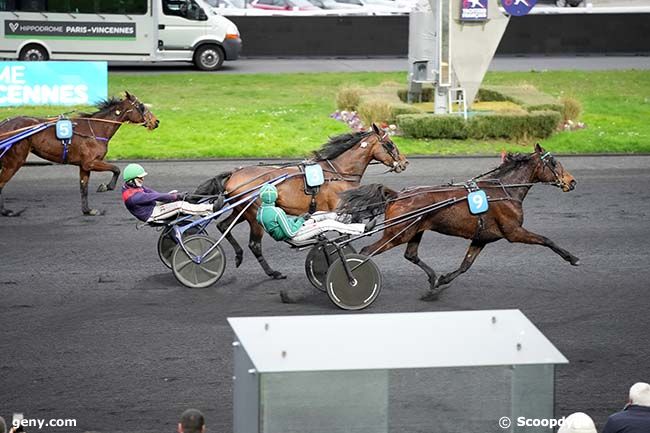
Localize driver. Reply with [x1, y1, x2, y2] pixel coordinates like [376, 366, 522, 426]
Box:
[122, 163, 224, 223]
[256, 183, 374, 242]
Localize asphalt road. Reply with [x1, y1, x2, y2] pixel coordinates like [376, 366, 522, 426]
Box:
[108, 55, 650, 75]
[1, 155, 649, 433]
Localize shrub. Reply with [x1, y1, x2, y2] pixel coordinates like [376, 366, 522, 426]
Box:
[397, 87, 434, 103]
[525, 103, 564, 114]
[397, 114, 468, 139]
[357, 99, 394, 126]
[477, 85, 562, 115]
[336, 86, 362, 111]
[389, 103, 423, 122]
[561, 97, 582, 122]
[476, 87, 515, 103]
[469, 111, 561, 140]
[397, 111, 561, 140]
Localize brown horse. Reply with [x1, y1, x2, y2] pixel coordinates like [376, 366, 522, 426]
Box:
[0, 92, 159, 216]
[194, 124, 409, 279]
[337, 144, 579, 300]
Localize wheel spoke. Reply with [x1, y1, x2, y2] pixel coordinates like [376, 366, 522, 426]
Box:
[202, 252, 222, 264]
[175, 257, 193, 271]
[201, 267, 222, 277]
[192, 266, 199, 285]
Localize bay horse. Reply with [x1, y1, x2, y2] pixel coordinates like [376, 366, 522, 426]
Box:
[337, 144, 579, 300]
[0, 92, 159, 216]
[194, 123, 409, 279]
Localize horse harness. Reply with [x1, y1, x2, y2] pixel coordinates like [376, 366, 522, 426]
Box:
[301, 132, 402, 213]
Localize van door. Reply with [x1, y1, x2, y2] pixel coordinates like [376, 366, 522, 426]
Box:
[158, 0, 208, 52]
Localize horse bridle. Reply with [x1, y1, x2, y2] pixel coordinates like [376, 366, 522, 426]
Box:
[377, 131, 402, 171]
[539, 151, 565, 188]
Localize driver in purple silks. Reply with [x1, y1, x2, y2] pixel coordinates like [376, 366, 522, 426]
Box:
[121, 163, 223, 223]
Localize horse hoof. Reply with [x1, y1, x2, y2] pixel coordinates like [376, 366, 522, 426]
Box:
[235, 254, 243, 268]
[270, 271, 287, 280]
[1, 208, 24, 217]
[83, 209, 103, 216]
[433, 275, 449, 289]
[570, 258, 581, 266]
[280, 290, 296, 304]
[420, 290, 441, 302]
[96, 184, 108, 193]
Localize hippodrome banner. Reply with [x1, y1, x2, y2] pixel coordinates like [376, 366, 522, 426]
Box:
[4, 20, 136, 39]
[0, 61, 108, 106]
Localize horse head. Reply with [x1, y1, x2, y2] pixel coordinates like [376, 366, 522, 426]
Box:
[532, 143, 576, 192]
[123, 91, 159, 130]
[368, 123, 408, 173]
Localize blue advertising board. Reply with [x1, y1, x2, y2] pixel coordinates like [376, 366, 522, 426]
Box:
[461, 0, 488, 21]
[501, 0, 537, 16]
[0, 61, 107, 107]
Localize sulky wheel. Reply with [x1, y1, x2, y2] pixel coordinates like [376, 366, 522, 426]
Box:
[305, 244, 356, 292]
[325, 253, 382, 310]
[171, 235, 226, 289]
[157, 225, 202, 269]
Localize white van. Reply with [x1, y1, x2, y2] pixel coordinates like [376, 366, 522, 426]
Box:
[0, 0, 242, 70]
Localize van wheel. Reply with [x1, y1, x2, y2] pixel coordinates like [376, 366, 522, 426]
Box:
[193, 45, 224, 71]
[19, 44, 49, 61]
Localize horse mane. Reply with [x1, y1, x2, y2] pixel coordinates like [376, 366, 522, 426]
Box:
[192, 171, 233, 203]
[77, 96, 123, 118]
[312, 130, 372, 161]
[337, 183, 398, 222]
[488, 152, 534, 178]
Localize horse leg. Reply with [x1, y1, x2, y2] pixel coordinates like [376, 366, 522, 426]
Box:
[504, 227, 580, 266]
[79, 168, 101, 216]
[0, 144, 30, 217]
[217, 210, 245, 268]
[436, 240, 486, 288]
[84, 160, 121, 192]
[248, 221, 286, 279]
[403, 231, 438, 291]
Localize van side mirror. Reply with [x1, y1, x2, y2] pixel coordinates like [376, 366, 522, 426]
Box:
[198, 7, 208, 20]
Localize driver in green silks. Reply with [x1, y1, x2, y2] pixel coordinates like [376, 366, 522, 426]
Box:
[256, 183, 371, 242]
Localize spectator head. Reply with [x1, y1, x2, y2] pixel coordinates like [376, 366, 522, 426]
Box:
[629, 382, 650, 407]
[177, 409, 205, 433]
[0, 416, 6, 433]
[558, 412, 597, 433]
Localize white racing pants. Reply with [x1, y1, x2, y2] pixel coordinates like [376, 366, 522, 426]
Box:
[292, 212, 366, 242]
[147, 201, 213, 223]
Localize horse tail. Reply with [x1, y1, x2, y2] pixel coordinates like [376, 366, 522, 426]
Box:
[337, 183, 398, 222]
[193, 171, 233, 200]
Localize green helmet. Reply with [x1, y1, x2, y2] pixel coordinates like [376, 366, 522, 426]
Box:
[123, 163, 148, 182]
[259, 183, 278, 204]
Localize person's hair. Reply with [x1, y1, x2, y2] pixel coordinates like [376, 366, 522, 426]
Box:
[0, 416, 7, 433]
[558, 412, 596, 433]
[179, 409, 205, 433]
[629, 382, 650, 406]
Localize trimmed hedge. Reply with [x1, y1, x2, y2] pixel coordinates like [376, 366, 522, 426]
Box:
[397, 114, 468, 139]
[477, 85, 563, 114]
[397, 87, 434, 103]
[389, 102, 423, 122]
[397, 110, 562, 140]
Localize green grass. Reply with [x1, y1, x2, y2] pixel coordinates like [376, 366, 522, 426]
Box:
[1, 70, 649, 159]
